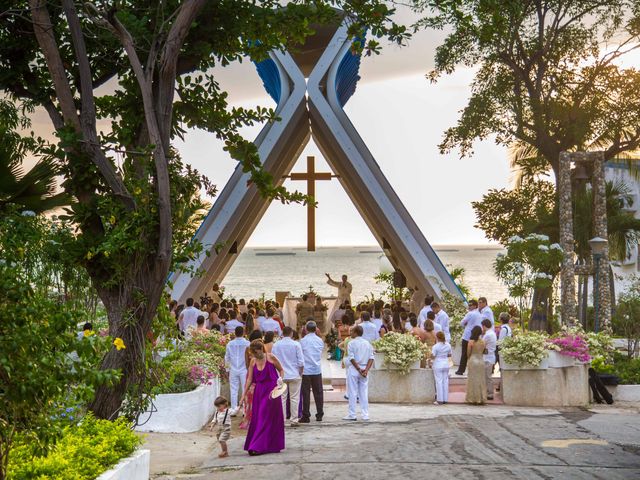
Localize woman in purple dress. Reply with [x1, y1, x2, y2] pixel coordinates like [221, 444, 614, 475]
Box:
[241, 339, 285, 455]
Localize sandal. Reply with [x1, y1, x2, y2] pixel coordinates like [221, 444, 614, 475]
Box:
[218, 452, 229, 458]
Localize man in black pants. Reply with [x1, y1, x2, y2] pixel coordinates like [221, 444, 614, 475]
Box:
[455, 299, 482, 376]
[299, 320, 324, 422]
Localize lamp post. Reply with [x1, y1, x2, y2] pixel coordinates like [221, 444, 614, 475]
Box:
[589, 237, 608, 333]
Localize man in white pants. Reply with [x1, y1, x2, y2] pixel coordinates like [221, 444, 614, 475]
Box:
[343, 325, 375, 421]
[271, 326, 304, 427]
[224, 326, 250, 414]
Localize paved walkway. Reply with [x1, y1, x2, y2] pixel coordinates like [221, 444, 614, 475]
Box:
[145, 403, 640, 480]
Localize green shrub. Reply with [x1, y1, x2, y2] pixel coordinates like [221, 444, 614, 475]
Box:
[612, 353, 640, 385]
[8, 414, 141, 480]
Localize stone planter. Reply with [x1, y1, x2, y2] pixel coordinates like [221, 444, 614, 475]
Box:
[452, 343, 462, 366]
[500, 355, 549, 370]
[605, 384, 640, 402]
[502, 364, 589, 407]
[136, 380, 219, 433]
[368, 368, 436, 403]
[97, 449, 150, 480]
[373, 352, 420, 371]
[546, 350, 576, 368]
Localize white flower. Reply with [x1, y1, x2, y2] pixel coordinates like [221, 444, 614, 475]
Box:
[547, 274, 554, 280]
[550, 243, 563, 251]
[508, 235, 523, 243]
[21, 210, 36, 217]
[527, 233, 550, 241]
[538, 245, 549, 251]
[0, 259, 5, 266]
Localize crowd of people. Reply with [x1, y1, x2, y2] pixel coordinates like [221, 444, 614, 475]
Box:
[168, 280, 515, 458]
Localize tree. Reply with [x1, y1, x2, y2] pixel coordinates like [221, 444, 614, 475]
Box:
[0, 100, 70, 213]
[414, 0, 640, 178]
[0, 1, 407, 420]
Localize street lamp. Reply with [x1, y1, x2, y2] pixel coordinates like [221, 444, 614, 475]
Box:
[589, 237, 608, 333]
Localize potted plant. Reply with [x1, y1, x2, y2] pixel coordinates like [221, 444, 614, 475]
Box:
[547, 334, 591, 367]
[372, 332, 426, 375]
[500, 331, 550, 370]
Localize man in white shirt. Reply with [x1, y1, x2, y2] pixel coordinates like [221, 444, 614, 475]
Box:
[259, 308, 282, 337]
[254, 310, 267, 331]
[344, 325, 375, 421]
[495, 312, 513, 388]
[455, 299, 483, 376]
[417, 295, 434, 329]
[299, 320, 324, 422]
[360, 312, 379, 343]
[178, 298, 200, 333]
[481, 319, 497, 400]
[478, 297, 495, 327]
[224, 310, 243, 334]
[272, 326, 304, 426]
[224, 326, 250, 413]
[325, 273, 353, 306]
[431, 302, 450, 342]
[371, 310, 383, 331]
[426, 311, 443, 334]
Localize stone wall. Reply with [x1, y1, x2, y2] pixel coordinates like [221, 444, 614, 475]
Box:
[368, 368, 436, 403]
[502, 364, 589, 407]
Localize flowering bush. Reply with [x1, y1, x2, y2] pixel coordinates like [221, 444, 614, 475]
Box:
[152, 330, 228, 394]
[548, 335, 591, 363]
[500, 331, 549, 367]
[441, 291, 466, 346]
[372, 332, 426, 375]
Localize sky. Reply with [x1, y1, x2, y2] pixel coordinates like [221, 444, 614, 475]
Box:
[174, 17, 512, 247]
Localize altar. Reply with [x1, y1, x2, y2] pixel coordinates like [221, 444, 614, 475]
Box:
[282, 296, 340, 333]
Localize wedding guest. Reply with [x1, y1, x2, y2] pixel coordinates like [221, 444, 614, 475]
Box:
[274, 301, 284, 321]
[178, 297, 200, 333]
[478, 297, 495, 327]
[255, 310, 268, 332]
[379, 312, 393, 337]
[338, 314, 352, 340]
[331, 303, 346, 328]
[360, 311, 380, 343]
[371, 309, 383, 332]
[241, 340, 285, 455]
[209, 396, 232, 458]
[225, 309, 243, 334]
[423, 320, 437, 348]
[245, 308, 256, 334]
[260, 308, 282, 337]
[496, 312, 513, 387]
[237, 298, 248, 314]
[455, 300, 483, 376]
[426, 311, 443, 334]
[431, 302, 450, 342]
[209, 303, 221, 328]
[272, 326, 304, 427]
[299, 320, 324, 423]
[225, 326, 251, 413]
[481, 318, 497, 400]
[465, 326, 487, 405]
[195, 315, 208, 333]
[418, 295, 434, 329]
[431, 331, 452, 405]
[343, 325, 375, 421]
[409, 316, 428, 343]
[211, 283, 222, 304]
[263, 331, 275, 354]
[392, 310, 404, 333]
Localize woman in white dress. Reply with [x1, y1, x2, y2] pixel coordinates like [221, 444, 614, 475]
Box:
[431, 331, 452, 405]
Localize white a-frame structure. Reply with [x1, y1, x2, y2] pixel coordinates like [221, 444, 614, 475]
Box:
[169, 18, 464, 303]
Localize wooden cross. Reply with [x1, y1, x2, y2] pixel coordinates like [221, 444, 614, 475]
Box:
[288, 156, 334, 252]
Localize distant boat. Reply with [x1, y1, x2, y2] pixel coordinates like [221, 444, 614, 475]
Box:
[359, 250, 383, 254]
[256, 252, 296, 256]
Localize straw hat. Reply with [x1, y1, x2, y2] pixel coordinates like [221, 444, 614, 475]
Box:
[270, 382, 288, 399]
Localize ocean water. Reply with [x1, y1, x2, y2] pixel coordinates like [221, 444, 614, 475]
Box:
[221, 245, 508, 302]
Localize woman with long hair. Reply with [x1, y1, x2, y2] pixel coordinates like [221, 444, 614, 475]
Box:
[465, 326, 487, 405]
[241, 340, 285, 455]
[263, 331, 275, 353]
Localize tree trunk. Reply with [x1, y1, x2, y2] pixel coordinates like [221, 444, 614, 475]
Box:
[88, 261, 167, 420]
[529, 286, 551, 332]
